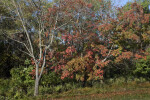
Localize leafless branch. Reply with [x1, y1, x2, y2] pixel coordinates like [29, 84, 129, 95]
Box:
[38, 49, 47, 80]
[102, 44, 114, 62]
[12, 0, 34, 55]
[3, 33, 32, 56]
[17, 47, 33, 57]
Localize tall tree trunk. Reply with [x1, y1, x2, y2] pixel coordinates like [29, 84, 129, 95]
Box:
[34, 63, 39, 96]
[34, 77, 39, 96]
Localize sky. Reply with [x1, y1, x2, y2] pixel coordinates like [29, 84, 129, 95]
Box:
[48, 0, 133, 7]
[112, 0, 133, 7]
[113, 0, 150, 10]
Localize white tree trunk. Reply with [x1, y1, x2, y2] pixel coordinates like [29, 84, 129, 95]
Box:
[34, 77, 39, 96]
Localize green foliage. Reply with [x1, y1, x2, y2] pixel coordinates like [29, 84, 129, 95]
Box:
[9, 65, 34, 99]
[134, 55, 150, 80]
[0, 35, 24, 78]
[39, 82, 78, 95]
[123, 0, 150, 14]
[0, 79, 11, 98]
[24, 58, 31, 65]
[39, 86, 53, 95]
[40, 71, 62, 87]
[136, 0, 150, 14]
[0, 1, 16, 30]
[10, 65, 34, 87]
[103, 60, 136, 81]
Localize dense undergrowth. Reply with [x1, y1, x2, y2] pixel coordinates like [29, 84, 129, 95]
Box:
[0, 55, 150, 99]
[0, 76, 150, 100]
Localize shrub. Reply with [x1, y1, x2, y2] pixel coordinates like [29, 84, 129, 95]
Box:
[9, 64, 34, 98]
[40, 71, 62, 87]
[134, 55, 150, 80]
[0, 78, 11, 98]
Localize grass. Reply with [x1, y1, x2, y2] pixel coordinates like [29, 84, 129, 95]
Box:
[3, 78, 149, 100]
[105, 93, 150, 100]
[34, 81, 150, 100]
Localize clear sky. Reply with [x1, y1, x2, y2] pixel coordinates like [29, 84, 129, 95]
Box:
[112, 0, 133, 7]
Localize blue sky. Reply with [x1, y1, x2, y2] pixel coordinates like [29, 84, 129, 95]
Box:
[48, 0, 132, 7]
[112, 0, 133, 7]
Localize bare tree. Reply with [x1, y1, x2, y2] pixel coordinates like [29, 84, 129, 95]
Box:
[1, 0, 67, 96]
[11, 0, 53, 96]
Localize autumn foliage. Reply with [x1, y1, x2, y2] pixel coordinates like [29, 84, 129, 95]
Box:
[29, 1, 150, 83]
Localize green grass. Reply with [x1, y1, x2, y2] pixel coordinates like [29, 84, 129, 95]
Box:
[35, 81, 150, 100]
[2, 78, 149, 100]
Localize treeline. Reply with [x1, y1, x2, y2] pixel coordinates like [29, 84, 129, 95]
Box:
[0, 0, 150, 99]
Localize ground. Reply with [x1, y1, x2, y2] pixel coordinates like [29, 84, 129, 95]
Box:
[35, 81, 150, 100]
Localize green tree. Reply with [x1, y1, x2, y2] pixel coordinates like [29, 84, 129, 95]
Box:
[0, 1, 26, 78]
[99, 2, 150, 79]
[136, 0, 150, 14]
[123, 0, 150, 14]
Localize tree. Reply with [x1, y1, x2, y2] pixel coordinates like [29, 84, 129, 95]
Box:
[123, 0, 150, 14]
[0, 1, 26, 78]
[40, 0, 115, 86]
[98, 2, 150, 79]
[136, 0, 150, 14]
[1, 0, 68, 96]
[2, 0, 149, 96]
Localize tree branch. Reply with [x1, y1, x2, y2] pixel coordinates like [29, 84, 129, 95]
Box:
[12, 0, 34, 55]
[102, 44, 114, 62]
[3, 32, 32, 57]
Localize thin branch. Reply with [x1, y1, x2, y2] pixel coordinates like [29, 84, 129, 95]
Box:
[12, 0, 34, 55]
[38, 5, 46, 64]
[38, 17, 42, 64]
[3, 33, 32, 56]
[17, 47, 33, 57]
[47, 12, 59, 49]
[54, 21, 71, 31]
[102, 44, 114, 62]
[0, 16, 20, 20]
[17, 47, 32, 57]
[31, 0, 40, 9]
[38, 49, 46, 80]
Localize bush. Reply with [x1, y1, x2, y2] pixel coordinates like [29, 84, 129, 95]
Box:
[40, 71, 62, 87]
[39, 86, 53, 95]
[0, 78, 11, 98]
[10, 65, 34, 87]
[103, 60, 136, 81]
[134, 55, 150, 80]
[9, 64, 34, 99]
